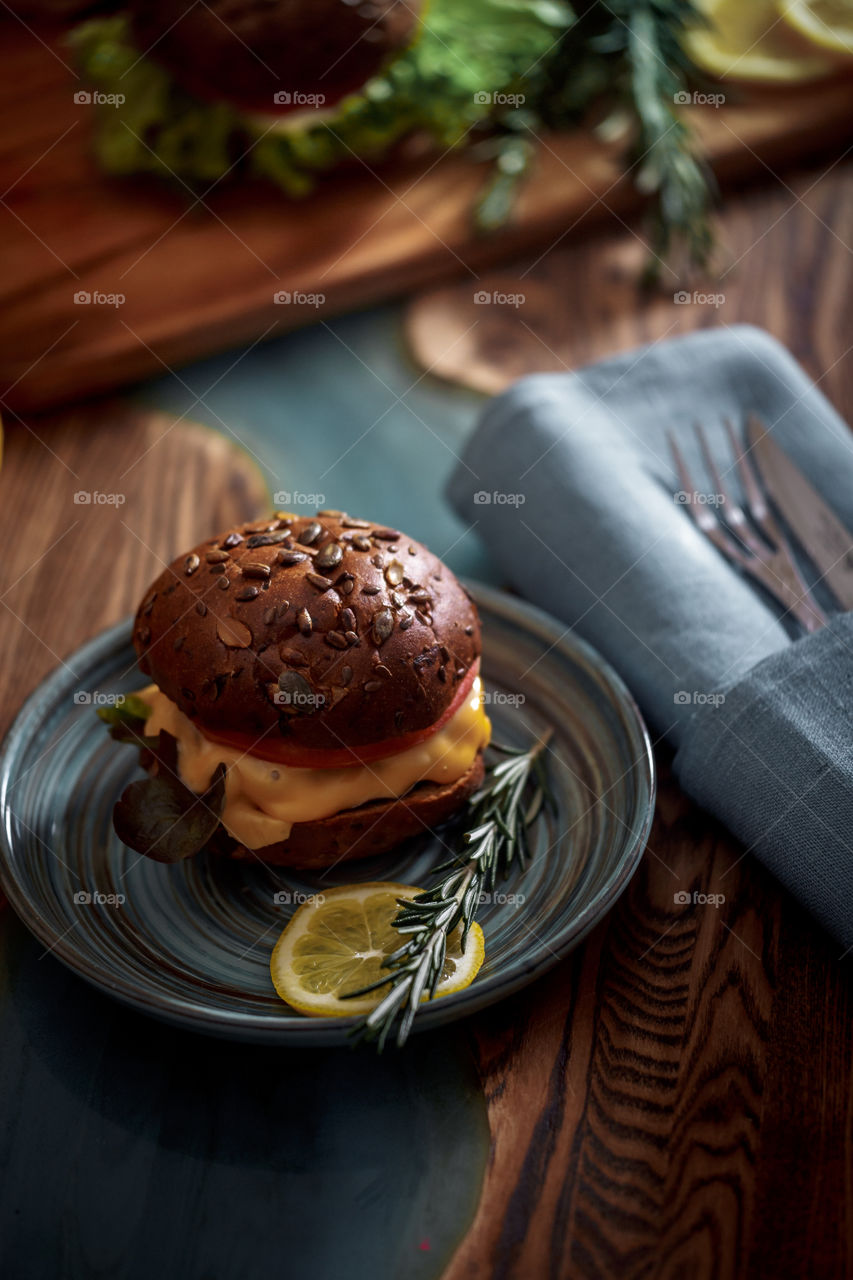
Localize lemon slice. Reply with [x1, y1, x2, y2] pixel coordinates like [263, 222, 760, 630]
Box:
[778, 0, 853, 57]
[270, 881, 485, 1017]
[684, 0, 836, 81]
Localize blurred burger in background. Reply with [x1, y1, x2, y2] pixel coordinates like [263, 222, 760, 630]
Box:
[129, 0, 422, 115]
[60, 0, 567, 196]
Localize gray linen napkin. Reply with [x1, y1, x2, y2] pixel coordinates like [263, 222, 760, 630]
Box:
[447, 325, 853, 949]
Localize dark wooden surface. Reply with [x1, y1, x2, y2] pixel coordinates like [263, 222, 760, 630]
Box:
[0, 407, 270, 744]
[0, 16, 851, 413]
[0, 152, 852, 1279]
[0, 409, 490, 1280]
[428, 157, 853, 1280]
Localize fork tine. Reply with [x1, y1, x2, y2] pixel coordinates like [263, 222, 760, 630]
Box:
[726, 417, 763, 511]
[694, 422, 732, 508]
[668, 431, 696, 507]
[671, 423, 826, 632]
[726, 416, 777, 542]
[667, 432, 748, 562]
[668, 431, 710, 529]
[696, 421, 765, 557]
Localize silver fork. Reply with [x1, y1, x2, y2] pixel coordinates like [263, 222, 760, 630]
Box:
[669, 420, 826, 632]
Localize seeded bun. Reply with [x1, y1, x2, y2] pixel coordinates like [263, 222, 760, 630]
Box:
[133, 511, 481, 754]
[130, 0, 421, 114]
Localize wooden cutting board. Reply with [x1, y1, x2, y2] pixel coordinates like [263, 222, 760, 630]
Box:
[0, 17, 850, 414]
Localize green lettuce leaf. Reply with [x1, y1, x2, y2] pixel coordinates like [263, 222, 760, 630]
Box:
[96, 692, 155, 747]
[96, 693, 152, 727]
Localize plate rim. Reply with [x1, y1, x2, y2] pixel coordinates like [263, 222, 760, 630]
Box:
[0, 583, 656, 1043]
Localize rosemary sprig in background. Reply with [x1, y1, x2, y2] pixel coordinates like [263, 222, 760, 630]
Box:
[344, 733, 554, 1050]
[477, 0, 715, 278]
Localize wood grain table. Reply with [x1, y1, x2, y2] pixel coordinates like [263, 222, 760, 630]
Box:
[0, 14, 851, 414]
[1, 151, 852, 1279]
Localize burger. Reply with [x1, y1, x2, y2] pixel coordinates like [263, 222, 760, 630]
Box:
[67, 1, 566, 200]
[128, 0, 422, 117]
[108, 510, 491, 869]
[19, 0, 421, 107]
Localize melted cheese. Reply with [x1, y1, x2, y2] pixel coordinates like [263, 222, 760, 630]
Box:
[141, 679, 491, 851]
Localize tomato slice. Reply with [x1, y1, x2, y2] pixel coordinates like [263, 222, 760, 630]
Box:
[201, 661, 480, 769]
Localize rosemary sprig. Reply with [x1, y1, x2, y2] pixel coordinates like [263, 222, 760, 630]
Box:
[620, 1, 716, 278]
[343, 732, 554, 1050]
[476, 0, 715, 278]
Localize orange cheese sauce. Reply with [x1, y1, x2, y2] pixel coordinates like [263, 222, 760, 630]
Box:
[141, 678, 491, 850]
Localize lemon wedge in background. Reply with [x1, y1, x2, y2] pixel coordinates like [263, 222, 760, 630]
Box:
[270, 882, 485, 1017]
[778, 0, 853, 58]
[685, 0, 836, 80]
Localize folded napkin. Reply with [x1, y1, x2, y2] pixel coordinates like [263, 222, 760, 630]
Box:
[448, 326, 853, 950]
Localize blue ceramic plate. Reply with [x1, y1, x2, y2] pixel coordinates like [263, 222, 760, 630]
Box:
[0, 584, 654, 1045]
